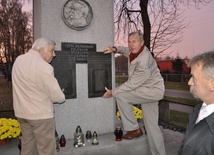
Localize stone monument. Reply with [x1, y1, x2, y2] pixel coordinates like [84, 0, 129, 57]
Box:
[33, 0, 115, 139]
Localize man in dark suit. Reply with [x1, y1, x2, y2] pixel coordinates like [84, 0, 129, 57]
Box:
[178, 51, 214, 155]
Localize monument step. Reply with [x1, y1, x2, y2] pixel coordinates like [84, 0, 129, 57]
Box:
[58, 132, 151, 155]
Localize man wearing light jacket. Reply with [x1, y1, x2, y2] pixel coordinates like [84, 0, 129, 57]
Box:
[12, 38, 65, 155]
[103, 31, 166, 155]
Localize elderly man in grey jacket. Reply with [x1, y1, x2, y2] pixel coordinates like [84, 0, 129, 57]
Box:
[103, 31, 166, 155]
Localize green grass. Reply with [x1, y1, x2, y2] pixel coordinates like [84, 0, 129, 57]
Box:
[164, 81, 190, 91]
[169, 110, 189, 128]
[116, 76, 128, 84]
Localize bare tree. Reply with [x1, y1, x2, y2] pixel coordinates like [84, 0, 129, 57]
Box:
[0, 0, 32, 80]
[114, 0, 210, 58]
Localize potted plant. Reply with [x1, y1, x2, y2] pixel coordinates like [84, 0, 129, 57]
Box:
[116, 105, 143, 121]
[0, 118, 21, 144]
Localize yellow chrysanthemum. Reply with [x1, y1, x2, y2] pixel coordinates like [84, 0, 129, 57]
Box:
[0, 118, 21, 140]
[116, 106, 143, 121]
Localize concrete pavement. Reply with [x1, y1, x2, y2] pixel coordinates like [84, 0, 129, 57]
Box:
[0, 126, 184, 155]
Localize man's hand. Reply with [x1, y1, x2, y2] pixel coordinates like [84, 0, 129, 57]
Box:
[102, 87, 112, 98]
[103, 46, 116, 54]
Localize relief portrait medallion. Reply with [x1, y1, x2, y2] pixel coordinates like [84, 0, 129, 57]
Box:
[62, 0, 93, 31]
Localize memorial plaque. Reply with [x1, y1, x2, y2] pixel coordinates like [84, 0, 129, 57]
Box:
[88, 52, 112, 98]
[61, 42, 96, 63]
[51, 51, 76, 99]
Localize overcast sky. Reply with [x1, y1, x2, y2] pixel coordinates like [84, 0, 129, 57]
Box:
[167, 1, 214, 58]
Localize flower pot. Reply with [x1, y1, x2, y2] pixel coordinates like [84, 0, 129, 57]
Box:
[0, 139, 11, 145]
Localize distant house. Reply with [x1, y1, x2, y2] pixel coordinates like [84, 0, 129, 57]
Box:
[157, 59, 190, 74]
[115, 55, 190, 75]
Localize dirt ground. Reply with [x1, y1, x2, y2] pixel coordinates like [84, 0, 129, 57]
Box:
[0, 76, 15, 118]
[0, 76, 7, 82]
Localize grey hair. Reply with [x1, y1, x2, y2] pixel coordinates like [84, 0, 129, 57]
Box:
[189, 50, 214, 79]
[32, 38, 56, 51]
[129, 31, 144, 41]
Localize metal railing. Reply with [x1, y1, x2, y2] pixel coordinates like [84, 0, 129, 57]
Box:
[159, 99, 195, 132]
[161, 74, 191, 82]
[0, 100, 195, 133]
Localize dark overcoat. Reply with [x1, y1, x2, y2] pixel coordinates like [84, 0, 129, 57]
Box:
[178, 103, 214, 155]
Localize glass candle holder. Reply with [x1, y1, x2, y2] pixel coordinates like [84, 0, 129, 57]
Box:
[59, 135, 66, 147]
[114, 127, 123, 141]
[92, 131, 99, 145]
[86, 130, 92, 142]
[74, 125, 85, 147]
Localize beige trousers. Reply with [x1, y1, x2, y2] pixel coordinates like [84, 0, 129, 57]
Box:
[115, 89, 166, 155]
[18, 118, 57, 155]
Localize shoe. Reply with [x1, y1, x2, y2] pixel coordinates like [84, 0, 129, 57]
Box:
[122, 128, 143, 140]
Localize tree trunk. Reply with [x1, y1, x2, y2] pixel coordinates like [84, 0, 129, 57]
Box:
[139, 0, 151, 51]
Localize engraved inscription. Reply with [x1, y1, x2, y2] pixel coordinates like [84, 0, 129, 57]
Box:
[62, 42, 96, 63]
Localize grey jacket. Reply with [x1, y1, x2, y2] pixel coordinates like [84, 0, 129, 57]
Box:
[112, 46, 164, 101]
[178, 103, 214, 155]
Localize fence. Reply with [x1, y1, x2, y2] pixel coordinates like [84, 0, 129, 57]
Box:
[0, 100, 195, 133]
[161, 74, 191, 82]
[116, 74, 191, 83]
[159, 100, 195, 132]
